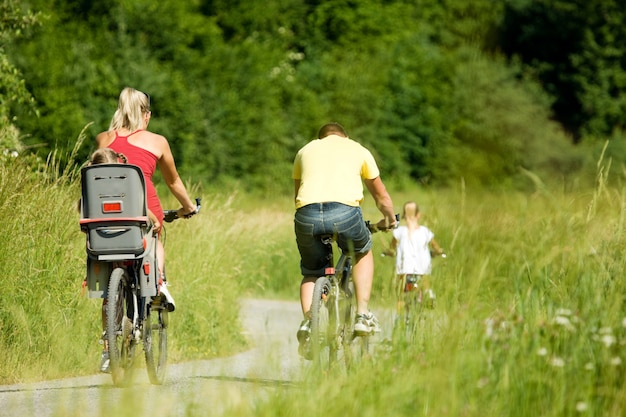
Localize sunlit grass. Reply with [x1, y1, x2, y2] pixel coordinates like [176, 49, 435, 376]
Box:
[0, 159, 248, 383]
[3, 149, 626, 415]
[242, 182, 626, 415]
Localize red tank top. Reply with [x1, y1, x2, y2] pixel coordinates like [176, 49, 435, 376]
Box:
[108, 131, 164, 222]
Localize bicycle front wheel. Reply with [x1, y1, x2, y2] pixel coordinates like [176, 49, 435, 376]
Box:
[310, 277, 332, 370]
[144, 305, 168, 385]
[106, 267, 134, 386]
[343, 300, 370, 369]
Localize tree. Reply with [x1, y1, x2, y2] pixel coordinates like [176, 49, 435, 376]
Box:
[0, 0, 39, 154]
[4, 0, 587, 190]
[499, 0, 626, 141]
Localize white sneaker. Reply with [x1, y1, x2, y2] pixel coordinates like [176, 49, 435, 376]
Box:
[296, 319, 312, 360]
[159, 282, 176, 312]
[100, 351, 110, 373]
[354, 312, 381, 336]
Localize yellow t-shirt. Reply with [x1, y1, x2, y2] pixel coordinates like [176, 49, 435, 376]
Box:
[293, 135, 380, 209]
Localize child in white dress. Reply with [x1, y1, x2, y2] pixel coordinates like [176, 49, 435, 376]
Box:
[386, 201, 443, 312]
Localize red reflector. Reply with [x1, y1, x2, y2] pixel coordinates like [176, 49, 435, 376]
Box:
[102, 201, 122, 213]
[143, 262, 150, 275]
[324, 267, 335, 275]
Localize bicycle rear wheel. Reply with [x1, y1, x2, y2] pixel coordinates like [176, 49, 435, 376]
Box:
[395, 289, 423, 344]
[144, 305, 168, 384]
[310, 277, 332, 370]
[106, 267, 135, 386]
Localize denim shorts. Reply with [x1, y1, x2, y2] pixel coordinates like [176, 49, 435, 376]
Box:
[294, 202, 372, 277]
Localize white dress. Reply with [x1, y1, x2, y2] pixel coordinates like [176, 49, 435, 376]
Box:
[392, 225, 434, 275]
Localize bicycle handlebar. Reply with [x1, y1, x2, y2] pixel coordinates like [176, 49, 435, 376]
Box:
[366, 213, 400, 233]
[163, 198, 202, 223]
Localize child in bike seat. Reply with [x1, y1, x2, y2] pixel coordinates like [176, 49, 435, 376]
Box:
[83, 147, 170, 373]
[84, 148, 160, 228]
[385, 201, 444, 311]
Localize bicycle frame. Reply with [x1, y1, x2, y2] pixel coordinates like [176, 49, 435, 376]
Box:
[326, 249, 354, 338]
[399, 274, 427, 315]
[122, 254, 155, 334]
[309, 236, 368, 371]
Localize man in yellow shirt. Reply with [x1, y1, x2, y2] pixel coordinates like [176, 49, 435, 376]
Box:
[293, 122, 396, 357]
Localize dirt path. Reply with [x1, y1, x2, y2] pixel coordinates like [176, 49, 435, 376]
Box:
[0, 298, 304, 417]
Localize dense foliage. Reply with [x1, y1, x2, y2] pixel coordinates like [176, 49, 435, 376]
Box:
[0, 0, 39, 152]
[500, 0, 626, 141]
[3, 0, 626, 191]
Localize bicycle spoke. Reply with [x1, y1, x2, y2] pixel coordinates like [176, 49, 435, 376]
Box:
[106, 268, 135, 387]
[144, 306, 168, 385]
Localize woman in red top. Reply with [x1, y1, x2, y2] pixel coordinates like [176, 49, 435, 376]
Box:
[96, 87, 197, 289]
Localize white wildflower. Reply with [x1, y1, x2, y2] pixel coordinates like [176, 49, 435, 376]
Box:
[611, 357, 622, 366]
[537, 347, 548, 356]
[484, 318, 494, 339]
[550, 357, 565, 367]
[556, 308, 572, 316]
[555, 316, 571, 326]
[576, 402, 588, 412]
[601, 334, 616, 348]
[554, 315, 575, 331]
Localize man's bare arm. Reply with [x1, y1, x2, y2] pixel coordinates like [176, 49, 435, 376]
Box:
[364, 176, 396, 228]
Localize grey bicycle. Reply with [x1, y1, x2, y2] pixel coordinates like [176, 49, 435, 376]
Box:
[308, 216, 398, 372]
[80, 163, 199, 386]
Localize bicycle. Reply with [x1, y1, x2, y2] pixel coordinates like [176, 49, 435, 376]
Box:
[393, 252, 446, 343]
[306, 215, 399, 372]
[79, 163, 200, 386]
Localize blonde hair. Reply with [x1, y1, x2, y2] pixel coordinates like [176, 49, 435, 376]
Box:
[89, 148, 128, 165]
[402, 201, 420, 219]
[108, 87, 151, 131]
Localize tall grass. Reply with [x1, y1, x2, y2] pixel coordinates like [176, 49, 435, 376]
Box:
[234, 170, 626, 415]
[0, 156, 248, 383]
[3, 147, 626, 415]
[0, 156, 91, 382]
